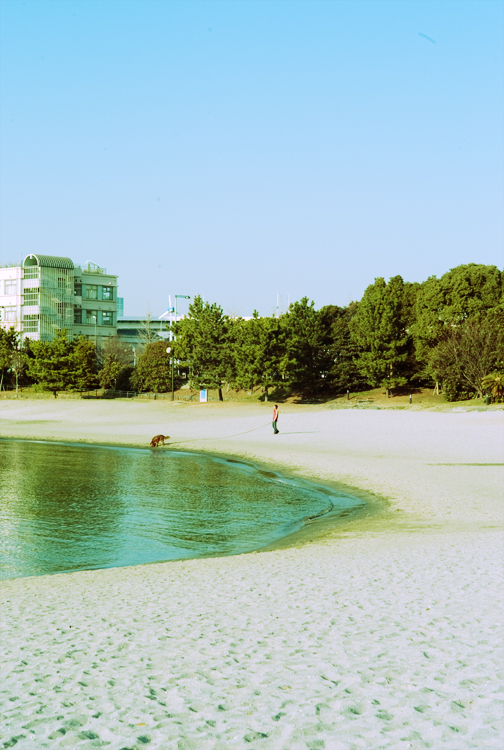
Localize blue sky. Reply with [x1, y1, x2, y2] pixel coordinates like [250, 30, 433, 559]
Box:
[1, 0, 502, 317]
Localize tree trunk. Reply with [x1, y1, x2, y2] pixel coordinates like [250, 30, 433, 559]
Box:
[264, 386, 268, 402]
[218, 387, 223, 402]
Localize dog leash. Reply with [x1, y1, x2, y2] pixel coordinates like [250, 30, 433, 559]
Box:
[168, 422, 272, 446]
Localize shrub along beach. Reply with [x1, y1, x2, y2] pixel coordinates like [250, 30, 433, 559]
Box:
[1, 398, 503, 749]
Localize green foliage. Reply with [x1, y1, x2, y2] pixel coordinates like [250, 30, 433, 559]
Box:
[231, 312, 287, 397]
[9, 350, 28, 394]
[28, 329, 74, 393]
[412, 264, 503, 364]
[27, 329, 98, 394]
[115, 366, 134, 391]
[132, 340, 173, 393]
[174, 296, 234, 398]
[280, 298, 334, 397]
[34, 261, 493, 403]
[401, 281, 421, 329]
[72, 337, 99, 391]
[429, 311, 504, 401]
[15, 338, 35, 387]
[440, 372, 474, 403]
[99, 357, 124, 390]
[99, 337, 134, 391]
[0, 326, 19, 389]
[441, 263, 502, 318]
[481, 372, 504, 402]
[349, 276, 409, 391]
[163, 263, 502, 401]
[321, 303, 369, 393]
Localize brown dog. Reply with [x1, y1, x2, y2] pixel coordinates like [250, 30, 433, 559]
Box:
[150, 434, 170, 448]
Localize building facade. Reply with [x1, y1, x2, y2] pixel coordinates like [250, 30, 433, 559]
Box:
[0, 254, 118, 346]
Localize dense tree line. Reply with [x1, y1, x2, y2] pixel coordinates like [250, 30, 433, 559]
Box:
[1, 263, 502, 401]
[0, 328, 99, 397]
[173, 263, 504, 402]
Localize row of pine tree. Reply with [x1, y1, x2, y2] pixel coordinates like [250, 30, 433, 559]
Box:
[161, 262, 504, 401]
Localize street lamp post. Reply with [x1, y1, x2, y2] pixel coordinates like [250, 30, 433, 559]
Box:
[166, 346, 173, 401]
[170, 295, 190, 402]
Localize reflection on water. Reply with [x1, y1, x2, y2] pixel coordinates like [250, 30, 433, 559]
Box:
[0, 440, 363, 580]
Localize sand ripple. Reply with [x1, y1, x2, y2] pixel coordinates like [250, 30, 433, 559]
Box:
[2, 530, 503, 749]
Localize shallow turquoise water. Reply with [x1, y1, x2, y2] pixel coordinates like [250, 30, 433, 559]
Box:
[0, 440, 364, 579]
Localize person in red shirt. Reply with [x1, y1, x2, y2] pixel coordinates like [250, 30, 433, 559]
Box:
[272, 404, 279, 434]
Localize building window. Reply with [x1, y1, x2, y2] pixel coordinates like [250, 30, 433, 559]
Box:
[74, 309, 82, 325]
[85, 310, 97, 325]
[23, 314, 39, 333]
[24, 267, 40, 280]
[86, 285, 98, 300]
[5, 280, 17, 295]
[23, 288, 40, 305]
[102, 311, 112, 326]
[74, 282, 82, 297]
[102, 286, 113, 300]
[4, 306, 17, 322]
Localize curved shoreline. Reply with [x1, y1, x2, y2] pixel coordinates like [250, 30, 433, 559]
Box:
[1, 400, 503, 749]
[0, 437, 376, 580]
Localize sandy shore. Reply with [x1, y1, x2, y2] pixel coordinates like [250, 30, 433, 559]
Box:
[1, 399, 503, 749]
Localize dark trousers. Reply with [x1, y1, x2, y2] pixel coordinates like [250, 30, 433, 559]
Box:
[272, 421, 279, 433]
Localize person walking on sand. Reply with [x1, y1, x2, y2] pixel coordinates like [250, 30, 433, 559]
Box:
[272, 404, 279, 434]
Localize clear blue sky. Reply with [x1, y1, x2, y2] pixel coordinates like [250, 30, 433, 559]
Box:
[1, 0, 502, 317]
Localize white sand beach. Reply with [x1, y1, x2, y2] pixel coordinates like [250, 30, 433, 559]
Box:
[1, 399, 503, 749]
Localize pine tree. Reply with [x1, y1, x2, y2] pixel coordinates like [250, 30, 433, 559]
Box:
[232, 313, 287, 400]
[28, 329, 77, 396]
[282, 298, 333, 397]
[323, 303, 369, 393]
[72, 336, 98, 391]
[174, 296, 234, 400]
[349, 276, 409, 393]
